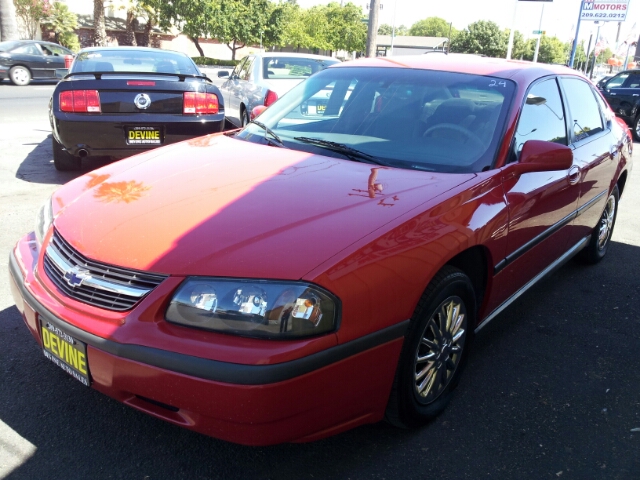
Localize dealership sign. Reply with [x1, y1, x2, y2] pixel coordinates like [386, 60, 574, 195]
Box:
[580, 0, 630, 22]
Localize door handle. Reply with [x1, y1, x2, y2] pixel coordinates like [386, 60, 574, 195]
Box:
[610, 93, 617, 95]
[568, 165, 580, 185]
[634, 94, 640, 97]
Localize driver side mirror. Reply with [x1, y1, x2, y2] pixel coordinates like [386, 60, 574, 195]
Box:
[514, 140, 573, 174]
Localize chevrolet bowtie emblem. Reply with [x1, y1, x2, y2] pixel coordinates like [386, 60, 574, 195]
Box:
[63, 267, 91, 287]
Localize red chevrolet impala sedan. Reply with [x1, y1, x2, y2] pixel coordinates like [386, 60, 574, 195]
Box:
[9, 55, 632, 445]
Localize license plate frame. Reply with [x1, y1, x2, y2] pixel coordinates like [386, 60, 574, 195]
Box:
[39, 318, 91, 386]
[316, 103, 327, 114]
[125, 126, 163, 146]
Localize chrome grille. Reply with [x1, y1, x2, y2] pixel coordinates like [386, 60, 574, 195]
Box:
[43, 229, 167, 311]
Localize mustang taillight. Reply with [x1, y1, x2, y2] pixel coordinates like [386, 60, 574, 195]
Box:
[264, 89, 278, 107]
[127, 81, 155, 86]
[183, 92, 219, 114]
[59, 90, 101, 113]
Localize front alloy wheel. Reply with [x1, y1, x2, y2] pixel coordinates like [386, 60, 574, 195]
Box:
[579, 184, 619, 264]
[9, 66, 31, 86]
[386, 266, 475, 428]
[414, 297, 467, 404]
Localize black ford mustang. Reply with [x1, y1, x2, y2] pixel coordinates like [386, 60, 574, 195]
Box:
[50, 47, 225, 171]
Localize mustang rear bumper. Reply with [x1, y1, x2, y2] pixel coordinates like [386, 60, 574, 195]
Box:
[9, 233, 406, 445]
[51, 112, 226, 159]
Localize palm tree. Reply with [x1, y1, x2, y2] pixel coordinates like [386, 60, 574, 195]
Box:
[0, 0, 19, 41]
[93, 0, 107, 46]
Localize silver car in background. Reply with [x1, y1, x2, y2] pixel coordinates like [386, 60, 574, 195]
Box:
[218, 52, 339, 128]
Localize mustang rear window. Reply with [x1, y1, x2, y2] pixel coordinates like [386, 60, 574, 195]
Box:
[71, 50, 199, 76]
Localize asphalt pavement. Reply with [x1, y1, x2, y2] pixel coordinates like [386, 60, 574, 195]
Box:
[0, 82, 639, 480]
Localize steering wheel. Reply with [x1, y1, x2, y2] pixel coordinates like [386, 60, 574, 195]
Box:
[423, 123, 485, 150]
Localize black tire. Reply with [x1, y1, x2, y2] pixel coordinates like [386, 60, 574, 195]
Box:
[632, 115, 640, 142]
[9, 66, 31, 86]
[241, 107, 250, 127]
[386, 266, 475, 428]
[52, 136, 81, 171]
[579, 185, 619, 264]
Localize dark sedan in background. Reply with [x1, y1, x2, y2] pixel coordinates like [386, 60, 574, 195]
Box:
[50, 47, 225, 170]
[0, 40, 73, 86]
[598, 69, 640, 140]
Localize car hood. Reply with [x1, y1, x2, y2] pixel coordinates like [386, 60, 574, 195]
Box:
[53, 135, 474, 279]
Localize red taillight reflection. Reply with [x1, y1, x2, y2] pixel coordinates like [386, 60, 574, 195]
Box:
[183, 92, 219, 114]
[264, 90, 278, 107]
[127, 81, 156, 86]
[59, 90, 101, 113]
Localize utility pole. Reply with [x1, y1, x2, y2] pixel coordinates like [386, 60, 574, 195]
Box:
[366, 0, 380, 58]
[532, 3, 545, 63]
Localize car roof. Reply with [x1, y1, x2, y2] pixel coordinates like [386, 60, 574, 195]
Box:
[251, 52, 338, 61]
[78, 46, 189, 57]
[332, 54, 582, 83]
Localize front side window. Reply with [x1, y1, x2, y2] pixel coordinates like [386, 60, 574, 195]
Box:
[622, 72, 640, 88]
[605, 73, 628, 89]
[514, 78, 567, 156]
[560, 77, 604, 142]
[240, 57, 254, 81]
[236, 67, 515, 173]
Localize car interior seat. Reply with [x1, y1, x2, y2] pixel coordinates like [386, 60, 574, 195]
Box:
[94, 61, 114, 72]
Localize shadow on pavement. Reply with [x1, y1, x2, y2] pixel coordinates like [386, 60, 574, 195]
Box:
[1, 240, 639, 479]
[15, 134, 111, 185]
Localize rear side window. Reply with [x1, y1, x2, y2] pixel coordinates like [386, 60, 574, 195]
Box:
[622, 72, 640, 88]
[560, 77, 604, 142]
[514, 78, 567, 155]
[12, 44, 40, 55]
[262, 57, 338, 79]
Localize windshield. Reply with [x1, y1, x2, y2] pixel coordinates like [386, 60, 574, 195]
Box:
[237, 67, 515, 173]
[71, 49, 200, 76]
[262, 56, 339, 79]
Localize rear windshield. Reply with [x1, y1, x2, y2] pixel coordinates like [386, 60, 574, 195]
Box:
[262, 57, 339, 79]
[71, 49, 200, 76]
[0, 41, 22, 52]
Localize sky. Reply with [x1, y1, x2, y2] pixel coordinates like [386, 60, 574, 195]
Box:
[298, 0, 640, 52]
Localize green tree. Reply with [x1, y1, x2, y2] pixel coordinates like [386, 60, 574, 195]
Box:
[323, 2, 366, 52]
[13, 0, 50, 39]
[409, 17, 455, 38]
[450, 20, 507, 58]
[149, 0, 214, 56]
[505, 29, 527, 59]
[42, 2, 79, 50]
[378, 24, 407, 36]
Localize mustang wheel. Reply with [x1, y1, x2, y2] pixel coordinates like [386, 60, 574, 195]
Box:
[52, 136, 81, 171]
[580, 185, 619, 264]
[9, 66, 31, 86]
[386, 266, 475, 428]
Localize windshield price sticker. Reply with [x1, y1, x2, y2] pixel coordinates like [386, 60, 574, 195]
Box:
[580, 0, 629, 22]
[40, 319, 90, 386]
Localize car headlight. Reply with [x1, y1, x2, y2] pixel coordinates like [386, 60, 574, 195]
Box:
[166, 278, 340, 339]
[35, 196, 54, 245]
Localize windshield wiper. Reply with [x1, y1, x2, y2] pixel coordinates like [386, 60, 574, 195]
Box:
[293, 136, 388, 165]
[249, 120, 287, 148]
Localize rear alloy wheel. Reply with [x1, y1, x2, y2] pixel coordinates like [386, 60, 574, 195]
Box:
[580, 185, 619, 264]
[52, 136, 81, 171]
[386, 266, 475, 428]
[9, 66, 31, 86]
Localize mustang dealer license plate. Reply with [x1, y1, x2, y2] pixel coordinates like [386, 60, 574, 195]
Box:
[40, 319, 90, 386]
[126, 126, 162, 145]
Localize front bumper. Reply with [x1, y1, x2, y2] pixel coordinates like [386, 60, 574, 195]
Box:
[9, 233, 405, 445]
